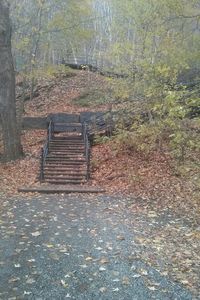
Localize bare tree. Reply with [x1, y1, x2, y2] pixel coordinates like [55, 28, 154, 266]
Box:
[0, 0, 22, 161]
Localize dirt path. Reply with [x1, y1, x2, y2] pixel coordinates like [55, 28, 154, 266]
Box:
[0, 194, 197, 299]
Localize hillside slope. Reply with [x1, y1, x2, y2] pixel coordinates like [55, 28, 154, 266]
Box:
[0, 70, 199, 213]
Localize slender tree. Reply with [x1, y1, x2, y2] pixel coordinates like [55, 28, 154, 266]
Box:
[0, 0, 22, 161]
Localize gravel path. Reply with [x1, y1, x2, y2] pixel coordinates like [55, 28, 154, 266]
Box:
[0, 194, 195, 299]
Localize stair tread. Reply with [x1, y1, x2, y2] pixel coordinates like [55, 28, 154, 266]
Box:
[50, 142, 84, 144]
[44, 165, 86, 168]
[49, 147, 84, 148]
[49, 153, 84, 155]
[45, 180, 85, 184]
[52, 138, 83, 141]
[48, 154, 84, 156]
[47, 159, 85, 161]
[46, 156, 86, 159]
[49, 150, 84, 152]
[50, 140, 84, 142]
[45, 162, 86, 165]
[49, 144, 84, 146]
[44, 167, 86, 170]
[45, 176, 85, 179]
[50, 146, 84, 148]
[44, 172, 87, 175]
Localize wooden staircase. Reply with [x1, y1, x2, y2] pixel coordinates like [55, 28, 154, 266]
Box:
[40, 121, 90, 185]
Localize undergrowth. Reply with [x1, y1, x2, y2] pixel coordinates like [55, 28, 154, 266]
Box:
[73, 89, 109, 107]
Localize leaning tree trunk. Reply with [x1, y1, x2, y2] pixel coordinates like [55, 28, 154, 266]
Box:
[0, 0, 22, 161]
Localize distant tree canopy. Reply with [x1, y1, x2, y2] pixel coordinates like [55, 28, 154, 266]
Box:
[10, 0, 200, 73]
[9, 0, 200, 111]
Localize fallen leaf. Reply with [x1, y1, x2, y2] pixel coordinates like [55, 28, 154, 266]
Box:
[140, 269, 148, 276]
[26, 278, 36, 284]
[112, 288, 119, 292]
[31, 231, 41, 237]
[99, 287, 107, 293]
[61, 280, 68, 288]
[132, 274, 141, 278]
[148, 286, 157, 291]
[99, 257, 109, 264]
[116, 235, 125, 241]
[85, 256, 93, 261]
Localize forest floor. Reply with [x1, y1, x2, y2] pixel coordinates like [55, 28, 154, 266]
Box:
[0, 70, 199, 297]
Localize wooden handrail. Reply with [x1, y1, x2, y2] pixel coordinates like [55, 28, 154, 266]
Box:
[40, 119, 54, 182]
[82, 122, 90, 181]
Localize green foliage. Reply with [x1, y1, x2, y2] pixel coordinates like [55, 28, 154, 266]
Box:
[114, 123, 162, 156]
[73, 89, 110, 107]
[108, 78, 131, 102]
[113, 87, 200, 164]
[105, 0, 200, 168]
[93, 135, 111, 145]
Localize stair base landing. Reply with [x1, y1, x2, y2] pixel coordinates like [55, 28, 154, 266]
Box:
[18, 184, 106, 194]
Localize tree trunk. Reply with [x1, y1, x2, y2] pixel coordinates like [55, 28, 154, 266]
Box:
[0, 0, 22, 161]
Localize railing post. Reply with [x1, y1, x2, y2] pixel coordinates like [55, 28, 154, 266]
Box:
[40, 147, 44, 182]
[86, 142, 90, 181]
[52, 121, 54, 138]
[81, 122, 90, 181]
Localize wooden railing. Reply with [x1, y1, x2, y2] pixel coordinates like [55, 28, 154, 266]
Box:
[82, 122, 90, 181]
[88, 112, 114, 137]
[40, 120, 54, 182]
[63, 56, 98, 67]
[47, 119, 54, 143]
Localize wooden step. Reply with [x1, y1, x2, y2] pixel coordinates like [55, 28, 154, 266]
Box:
[52, 137, 83, 141]
[44, 169, 86, 173]
[50, 139, 84, 142]
[50, 143, 84, 147]
[45, 170, 85, 174]
[19, 185, 105, 194]
[44, 171, 87, 176]
[45, 175, 85, 180]
[49, 148, 85, 154]
[49, 152, 84, 155]
[46, 155, 86, 159]
[45, 161, 86, 165]
[45, 179, 85, 185]
[46, 158, 86, 162]
[48, 153, 84, 157]
[50, 142, 84, 145]
[49, 145, 84, 149]
[50, 145, 84, 148]
[44, 165, 86, 169]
